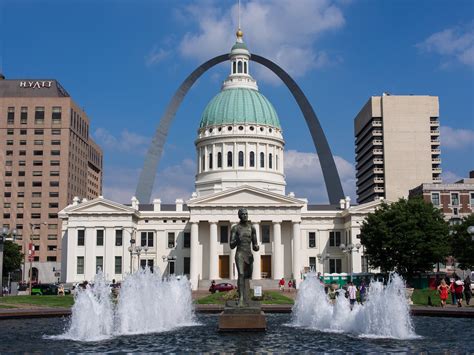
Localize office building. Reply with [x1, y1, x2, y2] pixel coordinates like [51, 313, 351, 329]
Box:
[0, 76, 103, 282]
[354, 94, 441, 204]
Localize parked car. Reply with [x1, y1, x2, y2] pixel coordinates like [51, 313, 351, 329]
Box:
[209, 282, 234, 293]
[31, 283, 59, 296]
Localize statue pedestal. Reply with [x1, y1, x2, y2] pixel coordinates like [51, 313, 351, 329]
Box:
[218, 301, 266, 332]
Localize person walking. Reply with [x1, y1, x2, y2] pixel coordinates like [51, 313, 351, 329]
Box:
[454, 276, 464, 307]
[288, 279, 293, 291]
[347, 281, 357, 310]
[463, 276, 472, 306]
[279, 278, 285, 292]
[359, 281, 367, 305]
[437, 279, 449, 308]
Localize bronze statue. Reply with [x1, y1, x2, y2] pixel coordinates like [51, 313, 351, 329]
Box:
[230, 208, 259, 307]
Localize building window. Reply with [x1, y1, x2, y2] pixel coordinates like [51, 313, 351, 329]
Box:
[34, 140, 44, 145]
[249, 151, 255, 167]
[470, 192, 474, 206]
[50, 181, 59, 187]
[7, 107, 14, 124]
[50, 171, 60, 177]
[96, 230, 104, 246]
[78, 230, 85, 246]
[201, 154, 205, 171]
[32, 171, 42, 176]
[115, 256, 122, 274]
[184, 257, 190, 275]
[183, 232, 191, 248]
[244, 61, 247, 73]
[269, 153, 273, 169]
[34, 129, 44, 135]
[31, 202, 41, 208]
[451, 193, 459, 206]
[19, 161, 26, 166]
[32, 192, 41, 198]
[35, 107, 45, 124]
[51, 140, 61, 146]
[51, 150, 60, 156]
[33, 150, 43, 156]
[140, 231, 154, 247]
[361, 255, 369, 273]
[308, 232, 316, 248]
[217, 152, 222, 168]
[32, 181, 42, 187]
[96, 256, 103, 272]
[169, 261, 175, 275]
[309, 257, 317, 271]
[52, 129, 61, 135]
[209, 153, 213, 169]
[238, 151, 244, 167]
[77, 256, 84, 274]
[48, 202, 59, 208]
[33, 160, 43, 166]
[6, 140, 13, 145]
[261, 225, 270, 243]
[52, 107, 62, 124]
[49, 192, 59, 198]
[238, 61, 243, 73]
[431, 192, 440, 206]
[168, 232, 175, 248]
[329, 258, 342, 274]
[20, 107, 27, 124]
[260, 152, 265, 168]
[115, 229, 123, 246]
[20, 129, 27, 135]
[227, 151, 233, 167]
[220, 225, 229, 243]
[329, 231, 341, 247]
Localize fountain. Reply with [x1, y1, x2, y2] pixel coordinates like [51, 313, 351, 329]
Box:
[291, 273, 417, 339]
[51, 268, 196, 341]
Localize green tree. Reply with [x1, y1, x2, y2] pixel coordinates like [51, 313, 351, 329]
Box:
[2, 241, 23, 275]
[360, 198, 450, 280]
[450, 214, 474, 270]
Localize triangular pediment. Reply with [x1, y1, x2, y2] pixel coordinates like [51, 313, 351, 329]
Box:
[60, 197, 136, 215]
[187, 185, 304, 207]
[349, 198, 386, 213]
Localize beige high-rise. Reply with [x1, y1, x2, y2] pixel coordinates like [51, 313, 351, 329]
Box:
[354, 94, 441, 204]
[0, 77, 103, 283]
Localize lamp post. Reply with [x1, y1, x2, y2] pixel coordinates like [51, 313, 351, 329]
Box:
[28, 223, 46, 295]
[0, 227, 17, 297]
[339, 243, 361, 281]
[124, 227, 136, 273]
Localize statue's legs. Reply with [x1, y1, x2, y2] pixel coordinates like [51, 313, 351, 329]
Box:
[235, 256, 245, 307]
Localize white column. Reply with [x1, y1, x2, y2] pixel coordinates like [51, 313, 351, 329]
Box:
[209, 222, 219, 280]
[252, 222, 261, 280]
[272, 222, 283, 279]
[190, 222, 199, 290]
[292, 222, 301, 287]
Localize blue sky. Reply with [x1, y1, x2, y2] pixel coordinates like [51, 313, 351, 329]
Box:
[2, 0, 473, 203]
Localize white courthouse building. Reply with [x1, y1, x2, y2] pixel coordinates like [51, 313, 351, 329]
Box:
[59, 32, 381, 289]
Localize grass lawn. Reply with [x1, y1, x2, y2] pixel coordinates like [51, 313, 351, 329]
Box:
[196, 290, 294, 305]
[0, 295, 74, 308]
[412, 288, 440, 306]
[0, 304, 18, 309]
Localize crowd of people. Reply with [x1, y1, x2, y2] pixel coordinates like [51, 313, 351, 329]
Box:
[437, 274, 471, 307]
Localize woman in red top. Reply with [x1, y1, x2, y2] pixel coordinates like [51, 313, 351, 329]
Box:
[437, 279, 449, 308]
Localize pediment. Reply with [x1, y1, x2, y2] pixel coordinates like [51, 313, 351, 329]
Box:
[187, 185, 304, 207]
[61, 197, 136, 215]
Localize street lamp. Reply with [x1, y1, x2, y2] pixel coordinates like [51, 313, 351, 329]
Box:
[28, 223, 46, 295]
[0, 227, 17, 297]
[339, 243, 361, 281]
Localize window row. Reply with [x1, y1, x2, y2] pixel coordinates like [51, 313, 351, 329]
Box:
[6, 106, 62, 125]
[308, 257, 342, 274]
[201, 151, 279, 170]
[431, 192, 474, 206]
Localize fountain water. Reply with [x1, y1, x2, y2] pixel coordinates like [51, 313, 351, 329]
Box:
[291, 273, 417, 339]
[53, 268, 196, 341]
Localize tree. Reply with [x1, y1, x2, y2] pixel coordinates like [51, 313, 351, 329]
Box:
[360, 198, 450, 280]
[450, 214, 474, 270]
[2, 241, 23, 275]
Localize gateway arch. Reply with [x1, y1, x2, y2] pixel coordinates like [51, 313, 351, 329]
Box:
[135, 54, 345, 205]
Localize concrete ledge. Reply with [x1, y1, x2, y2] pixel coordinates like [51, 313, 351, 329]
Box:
[218, 311, 266, 332]
[0, 308, 71, 320]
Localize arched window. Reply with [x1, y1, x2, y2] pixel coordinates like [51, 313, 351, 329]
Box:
[238, 151, 244, 167]
[209, 153, 213, 169]
[232, 61, 236, 74]
[217, 152, 222, 168]
[227, 151, 233, 167]
[250, 151, 255, 167]
[269, 153, 273, 169]
[260, 152, 265, 168]
[238, 61, 242, 73]
[202, 154, 205, 171]
[244, 61, 247, 74]
[276, 155, 279, 170]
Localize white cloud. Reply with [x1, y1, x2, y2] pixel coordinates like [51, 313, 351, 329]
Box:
[441, 170, 463, 184]
[417, 24, 474, 67]
[102, 159, 196, 204]
[284, 150, 356, 203]
[145, 47, 171, 66]
[440, 125, 474, 150]
[177, 0, 346, 82]
[93, 128, 150, 154]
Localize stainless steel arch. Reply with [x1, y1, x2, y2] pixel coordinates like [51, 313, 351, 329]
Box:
[136, 54, 344, 204]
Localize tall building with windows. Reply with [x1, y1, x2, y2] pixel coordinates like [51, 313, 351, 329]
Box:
[0, 76, 103, 282]
[59, 30, 381, 289]
[354, 94, 441, 204]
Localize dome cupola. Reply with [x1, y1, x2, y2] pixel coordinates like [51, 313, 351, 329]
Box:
[194, 30, 286, 197]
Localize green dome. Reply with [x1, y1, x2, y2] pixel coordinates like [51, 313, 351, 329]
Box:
[231, 41, 248, 51]
[200, 88, 281, 129]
